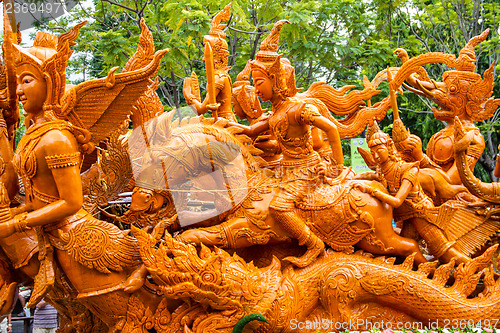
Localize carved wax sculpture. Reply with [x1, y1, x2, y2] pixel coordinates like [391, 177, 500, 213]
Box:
[232, 60, 282, 165]
[149, 20, 426, 267]
[357, 121, 490, 265]
[393, 29, 500, 186]
[0, 2, 499, 331]
[183, 4, 236, 121]
[0, 8, 168, 331]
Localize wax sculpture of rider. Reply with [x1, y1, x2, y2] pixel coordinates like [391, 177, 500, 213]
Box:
[234, 20, 344, 267]
[358, 123, 469, 264]
[183, 4, 236, 121]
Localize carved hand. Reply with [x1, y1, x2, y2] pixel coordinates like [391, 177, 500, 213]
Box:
[206, 103, 221, 112]
[353, 182, 375, 195]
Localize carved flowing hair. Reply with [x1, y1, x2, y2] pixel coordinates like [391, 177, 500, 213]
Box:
[250, 20, 298, 99]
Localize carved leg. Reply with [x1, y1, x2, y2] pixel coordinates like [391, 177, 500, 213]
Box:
[351, 200, 427, 265]
[79, 290, 130, 331]
[270, 209, 324, 267]
[176, 215, 285, 248]
[176, 225, 227, 247]
[412, 217, 469, 264]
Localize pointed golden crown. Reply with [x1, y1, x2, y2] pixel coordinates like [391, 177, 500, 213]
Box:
[455, 29, 489, 72]
[255, 20, 289, 63]
[12, 21, 87, 116]
[208, 3, 231, 39]
[235, 59, 251, 84]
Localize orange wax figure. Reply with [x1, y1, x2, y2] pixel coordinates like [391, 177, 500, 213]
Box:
[394, 29, 500, 186]
[230, 20, 345, 267]
[183, 4, 236, 121]
[0, 18, 167, 331]
[356, 124, 468, 264]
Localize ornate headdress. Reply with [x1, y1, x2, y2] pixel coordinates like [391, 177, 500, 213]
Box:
[444, 29, 500, 121]
[366, 121, 399, 160]
[12, 21, 87, 119]
[250, 20, 298, 99]
[204, 3, 231, 70]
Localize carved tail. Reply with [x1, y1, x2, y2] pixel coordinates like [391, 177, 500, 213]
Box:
[454, 117, 500, 203]
[316, 246, 500, 326]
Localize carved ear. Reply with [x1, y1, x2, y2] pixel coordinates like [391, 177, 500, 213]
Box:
[357, 146, 377, 171]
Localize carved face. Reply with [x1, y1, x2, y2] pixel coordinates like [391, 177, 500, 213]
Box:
[370, 143, 390, 165]
[204, 36, 229, 70]
[130, 187, 161, 212]
[431, 73, 471, 121]
[130, 187, 154, 211]
[252, 70, 273, 102]
[16, 63, 47, 115]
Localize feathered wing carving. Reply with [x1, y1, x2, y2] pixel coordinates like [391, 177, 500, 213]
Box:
[52, 218, 141, 274]
[81, 122, 133, 214]
[60, 48, 168, 148]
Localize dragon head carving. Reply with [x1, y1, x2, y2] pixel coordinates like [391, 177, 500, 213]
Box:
[134, 226, 281, 314]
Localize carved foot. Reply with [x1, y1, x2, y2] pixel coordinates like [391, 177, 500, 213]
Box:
[124, 265, 148, 293]
[283, 233, 324, 267]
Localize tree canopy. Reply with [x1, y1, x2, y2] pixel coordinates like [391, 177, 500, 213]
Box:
[28, 0, 500, 180]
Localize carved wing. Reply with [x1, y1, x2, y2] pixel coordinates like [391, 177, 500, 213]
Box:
[60, 49, 168, 148]
[52, 218, 141, 274]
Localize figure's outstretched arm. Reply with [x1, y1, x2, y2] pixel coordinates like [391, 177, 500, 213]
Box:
[230, 118, 269, 138]
[369, 178, 413, 208]
[356, 164, 418, 208]
[186, 77, 227, 116]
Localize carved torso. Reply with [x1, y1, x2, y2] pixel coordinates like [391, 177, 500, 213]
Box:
[268, 99, 314, 160]
[13, 121, 76, 207]
[214, 71, 235, 121]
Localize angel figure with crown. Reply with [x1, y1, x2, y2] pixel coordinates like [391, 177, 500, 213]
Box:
[0, 11, 167, 330]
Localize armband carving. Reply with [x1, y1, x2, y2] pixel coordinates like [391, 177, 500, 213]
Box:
[14, 212, 31, 233]
[299, 104, 321, 125]
[45, 152, 81, 169]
